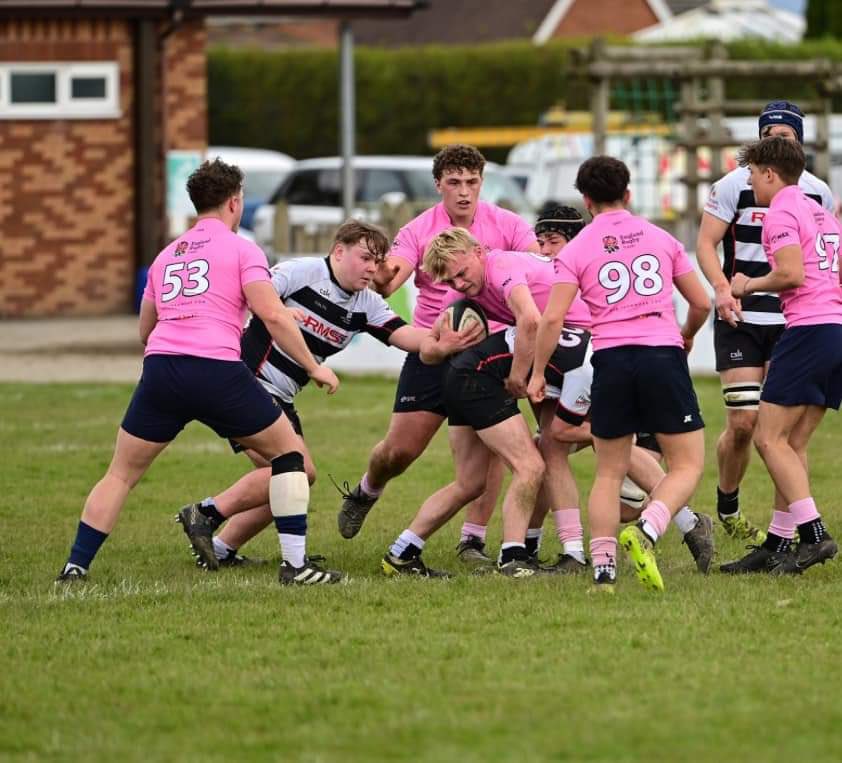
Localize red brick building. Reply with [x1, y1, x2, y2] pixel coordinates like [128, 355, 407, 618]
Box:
[0, 1, 420, 318]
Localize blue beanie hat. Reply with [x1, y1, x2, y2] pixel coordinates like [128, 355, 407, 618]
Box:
[758, 100, 804, 144]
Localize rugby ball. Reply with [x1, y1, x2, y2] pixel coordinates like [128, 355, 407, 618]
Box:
[445, 298, 489, 339]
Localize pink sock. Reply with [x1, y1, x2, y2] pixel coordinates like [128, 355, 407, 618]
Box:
[768, 510, 796, 539]
[461, 522, 487, 543]
[640, 500, 671, 542]
[360, 472, 383, 498]
[553, 508, 582, 544]
[788, 497, 820, 526]
[590, 536, 617, 568]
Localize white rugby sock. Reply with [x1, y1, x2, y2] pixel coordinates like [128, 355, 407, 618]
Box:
[672, 507, 699, 535]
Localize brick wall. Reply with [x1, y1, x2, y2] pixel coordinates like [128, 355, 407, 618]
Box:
[555, 0, 658, 36]
[0, 17, 207, 318]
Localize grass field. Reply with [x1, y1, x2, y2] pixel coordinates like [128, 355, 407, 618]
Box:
[2, 376, 842, 762]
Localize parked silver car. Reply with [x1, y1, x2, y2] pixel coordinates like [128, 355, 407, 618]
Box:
[251, 155, 534, 255]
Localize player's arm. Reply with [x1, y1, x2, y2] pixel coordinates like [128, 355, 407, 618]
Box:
[417, 314, 484, 364]
[524, 240, 540, 254]
[243, 280, 339, 394]
[674, 271, 712, 354]
[732, 244, 805, 296]
[374, 256, 415, 297]
[527, 282, 577, 403]
[138, 299, 158, 345]
[505, 285, 542, 398]
[697, 212, 741, 326]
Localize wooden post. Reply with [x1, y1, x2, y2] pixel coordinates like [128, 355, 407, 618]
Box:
[590, 38, 609, 155]
[680, 78, 699, 249]
[815, 93, 831, 182]
[707, 41, 726, 182]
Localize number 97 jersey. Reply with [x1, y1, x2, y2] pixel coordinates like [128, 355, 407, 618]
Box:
[142, 218, 271, 361]
[553, 209, 695, 351]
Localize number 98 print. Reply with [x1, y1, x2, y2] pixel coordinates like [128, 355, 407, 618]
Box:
[161, 259, 211, 302]
[598, 254, 663, 304]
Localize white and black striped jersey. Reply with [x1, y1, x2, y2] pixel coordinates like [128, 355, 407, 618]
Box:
[241, 257, 406, 401]
[703, 165, 834, 325]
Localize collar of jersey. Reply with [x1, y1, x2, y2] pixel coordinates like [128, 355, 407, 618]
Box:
[324, 256, 352, 296]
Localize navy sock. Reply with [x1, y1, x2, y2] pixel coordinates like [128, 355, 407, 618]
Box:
[67, 521, 109, 570]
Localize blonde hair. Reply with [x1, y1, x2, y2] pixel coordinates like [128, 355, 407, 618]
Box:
[421, 227, 480, 281]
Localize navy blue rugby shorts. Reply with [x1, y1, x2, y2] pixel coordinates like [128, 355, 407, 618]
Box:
[761, 324, 842, 409]
[590, 345, 704, 439]
[122, 354, 281, 443]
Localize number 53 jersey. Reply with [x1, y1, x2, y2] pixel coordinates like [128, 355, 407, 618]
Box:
[553, 209, 695, 351]
[142, 218, 271, 361]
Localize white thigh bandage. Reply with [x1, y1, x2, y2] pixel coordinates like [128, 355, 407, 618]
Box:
[270, 453, 310, 518]
[722, 382, 761, 411]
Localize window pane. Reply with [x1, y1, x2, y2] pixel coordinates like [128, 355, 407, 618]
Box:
[71, 77, 106, 99]
[359, 169, 405, 202]
[10, 72, 56, 103]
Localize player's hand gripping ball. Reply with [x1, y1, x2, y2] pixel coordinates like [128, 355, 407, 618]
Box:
[444, 298, 489, 341]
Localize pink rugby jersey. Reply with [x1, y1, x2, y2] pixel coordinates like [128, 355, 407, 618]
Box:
[554, 209, 695, 351]
[142, 217, 271, 360]
[470, 250, 591, 328]
[389, 200, 536, 329]
[762, 185, 842, 328]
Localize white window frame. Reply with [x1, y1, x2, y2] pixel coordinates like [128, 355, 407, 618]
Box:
[0, 62, 120, 119]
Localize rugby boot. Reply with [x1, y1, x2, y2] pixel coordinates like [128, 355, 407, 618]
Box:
[176, 503, 218, 571]
[497, 557, 543, 578]
[54, 563, 88, 584]
[541, 553, 589, 575]
[381, 552, 451, 578]
[720, 544, 788, 574]
[456, 535, 495, 572]
[279, 557, 343, 586]
[591, 565, 616, 593]
[720, 512, 766, 544]
[682, 513, 716, 574]
[619, 523, 664, 592]
[335, 480, 378, 539]
[195, 548, 269, 569]
[770, 535, 837, 575]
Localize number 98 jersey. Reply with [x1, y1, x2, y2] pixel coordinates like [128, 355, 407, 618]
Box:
[553, 209, 695, 351]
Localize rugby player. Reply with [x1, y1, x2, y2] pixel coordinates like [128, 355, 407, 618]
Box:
[721, 137, 841, 574]
[56, 159, 341, 585]
[174, 220, 481, 575]
[697, 101, 834, 541]
[337, 145, 539, 568]
[528, 156, 711, 591]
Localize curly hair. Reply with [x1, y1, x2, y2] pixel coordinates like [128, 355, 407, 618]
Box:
[186, 158, 244, 213]
[432, 144, 485, 181]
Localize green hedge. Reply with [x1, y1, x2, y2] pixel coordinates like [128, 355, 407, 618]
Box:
[208, 38, 842, 160]
[208, 40, 591, 160]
